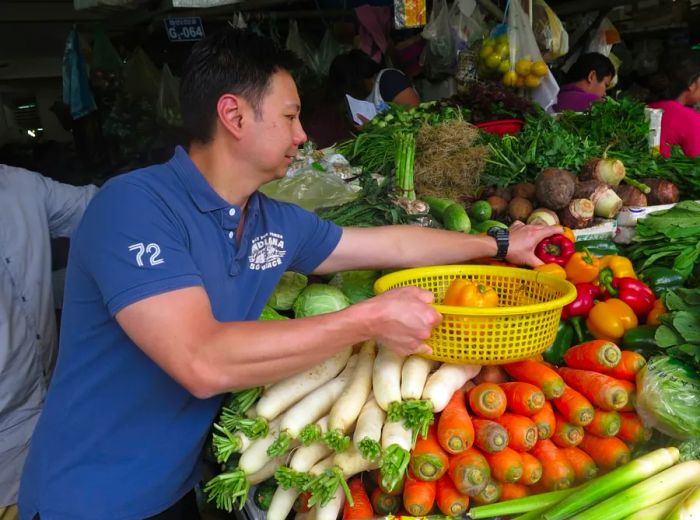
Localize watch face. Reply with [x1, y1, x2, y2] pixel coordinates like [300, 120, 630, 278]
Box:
[488, 226, 504, 235]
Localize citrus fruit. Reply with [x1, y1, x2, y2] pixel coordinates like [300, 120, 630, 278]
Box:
[479, 45, 495, 60]
[470, 201, 493, 223]
[502, 71, 518, 87]
[525, 74, 542, 88]
[532, 60, 549, 77]
[486, 54, 502, 69]
[496, 33, 509, 45]
[494, 42, 510, 58]
[514, 59, 533, 76]
[498, 59, 511, 74]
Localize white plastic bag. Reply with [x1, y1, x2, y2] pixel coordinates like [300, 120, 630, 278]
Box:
[157, 64, 181, 126]
[285, 20, 313, 68]
[533, 0, 569, 62]
[421, 0, 457, 79]
[450, 0, 487, 50]
[585, 18, 620, 57]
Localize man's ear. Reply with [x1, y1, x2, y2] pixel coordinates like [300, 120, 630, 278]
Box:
[587, 70, 598, 84]
[217, 93, 245, 139]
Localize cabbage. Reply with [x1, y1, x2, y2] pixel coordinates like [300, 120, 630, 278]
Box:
[329, 270, 380, 304]
[293, 284, 350, 318]
[259, 305, 288, 321]
[636, 356, 700, 440]
[267, 272, 308, 311]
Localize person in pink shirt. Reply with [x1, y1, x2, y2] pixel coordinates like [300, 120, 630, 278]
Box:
[554, 53, 615, 112]
[648, 50, 700, 157]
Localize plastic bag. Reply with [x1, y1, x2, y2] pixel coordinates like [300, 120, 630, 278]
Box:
[585, 18, 620, 57]
[394, 0, 427, 29]
[157, 64, 182, 127]
[307, 28, 344, 78]
[533, 0, 568, 62]
[122, 47, 160, 101]
[421, 0, 457, 79]
[285, 20, 313, 69]
[450, 0, 487, 50]
[259, 170, 360, 211]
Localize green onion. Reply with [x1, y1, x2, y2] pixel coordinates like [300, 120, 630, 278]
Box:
[542, 447, 680, 520]
[623, 488, 693, 520]
[468, 487, 578, 519]
[658, 485, 700, 520]
[575, 461, 700, 520]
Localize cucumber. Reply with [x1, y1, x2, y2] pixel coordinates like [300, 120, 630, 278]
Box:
[473, 220, 508, 233]
[423, 196, 460, 221]
[622, 325, 659, 356]
[442, 204, 471, 233]
[575, 240, 620, 256]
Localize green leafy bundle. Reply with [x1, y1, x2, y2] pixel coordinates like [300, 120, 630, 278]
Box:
[654, 288, 700, 372]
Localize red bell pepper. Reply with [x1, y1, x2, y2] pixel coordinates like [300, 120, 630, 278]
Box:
[535, 234, 576, 266]
[601, 276, 656, 319]
[561, 283, 602, 343]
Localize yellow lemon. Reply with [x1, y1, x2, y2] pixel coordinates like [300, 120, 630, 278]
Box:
[515, 75, 525, 87]
[479, 45, 495, 60]
[525, 74, 542, 88]
[486, 54, 502, 69]
[532, 60, 549, 77]
[502, 71, 518, 87]
[514, 59, 533, 76]
[494, 42, 510, 58]
[498, 59, 511, 74]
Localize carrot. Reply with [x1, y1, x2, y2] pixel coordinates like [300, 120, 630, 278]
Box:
[520, 452, 543, 485]
[499, 482, 530, 501]
[557, 367, 629, 411]
[410, 423, 449, 481]
[578, 433, 631, 471]
[343, 477, 374, 520]
[584, 409, 621, 437]
[551, 411, 584, 448]
[294, 491, 312, 513]
[402, 472, 436, 516]
[370, 486, 400, 515]
[560, 446, 598, 483]
[469, 383, 507, 419]
[530, 439, 576, 491]
[617, 379, 637, 412]
[435, 474, 469, 516]
[448, 448, 491, 496]
[563, 339, 622, 371]
[531, 401, 556, 440]
[472, 418, 509, 453]
[482, 446, 524, 483]
[500, 382, 546, 416]
[617, 412, 653, 444]
[495, 413, 538, 452]
[474, 365, 508, 385]
[471, 479, 502, 505]
[599, 350, 646, 381]
[437, 389, 474, 454]
[503, 360, 565, 399]
[552, 385, 595, 427]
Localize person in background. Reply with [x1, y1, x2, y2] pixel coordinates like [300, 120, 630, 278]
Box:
[648, 49, 700, 157]
[19, 29, 556, 520]
[553, 52, 615, 112]
[0, 165, 97, 520]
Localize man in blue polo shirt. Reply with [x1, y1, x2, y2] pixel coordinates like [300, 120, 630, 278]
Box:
[19, 29, 558, 519]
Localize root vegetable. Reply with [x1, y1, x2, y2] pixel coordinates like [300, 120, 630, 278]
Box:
[614, 185, 647, 207]
[535, 169, 576, 210]
[401, 356, 439, 401]
[373, 347, 405, 412]
[423, 363, 482, 412]
[574, 181, 622, 218]
[641, 178, 680, 205]
[487, 196, 509, 219]
[508, 197, 534, 222]
[527, 208, 559, 226]
[512, 182, 536, 201]
[328, 341, 376, 435]
[580, 158, 626, 186]
[483, 185, 512, 202]
[559, 199, 594, 229]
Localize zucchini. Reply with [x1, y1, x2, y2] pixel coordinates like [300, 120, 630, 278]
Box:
[622, 325, 659, 356]
[442, 204, 471, 233]
[575, 240, 620, 256]
[473, 220, 508, 233]
[422, 196, 460, 221]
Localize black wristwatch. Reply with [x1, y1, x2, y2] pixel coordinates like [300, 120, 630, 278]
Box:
[487, 226, 510, 261]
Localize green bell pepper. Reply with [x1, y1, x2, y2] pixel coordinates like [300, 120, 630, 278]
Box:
[638, 267, 685, 297]
[574, 239, 621, 257]
[622, 325, 659, 356]
[543, 321, 574, 365]
[253, 479, 278, 511]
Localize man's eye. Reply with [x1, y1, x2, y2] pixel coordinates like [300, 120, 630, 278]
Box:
[286, 115, 296, 120]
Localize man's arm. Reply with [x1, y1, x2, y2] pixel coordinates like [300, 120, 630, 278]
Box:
[314, 221, 560, 274]
[116, 284, 440, 399]
[35, 172, 98, 238]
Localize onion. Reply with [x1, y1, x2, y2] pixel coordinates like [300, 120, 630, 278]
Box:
[527, 207, 559, 226]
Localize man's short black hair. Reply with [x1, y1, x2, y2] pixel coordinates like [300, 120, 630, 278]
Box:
[566, 52, 615, 83]
[179, 29, 300, 144]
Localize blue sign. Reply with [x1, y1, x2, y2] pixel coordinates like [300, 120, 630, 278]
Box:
[164, 17, 205, 42]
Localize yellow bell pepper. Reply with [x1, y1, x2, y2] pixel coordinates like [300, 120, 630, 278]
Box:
[565, 250, 601, 284]
[562, 227, 576, 244]
[646, 299, 667, 326]
[599, 255, 636, 279]
[443, 279, 499, 307]
[533, 263, 567, 279]
[586, 298, 638, 341]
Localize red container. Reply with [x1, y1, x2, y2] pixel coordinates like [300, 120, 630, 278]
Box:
[474, 119, 525, 136]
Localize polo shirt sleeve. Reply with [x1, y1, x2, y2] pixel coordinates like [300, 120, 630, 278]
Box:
[75, 179, 203, 316]
[282, 203, 342, 274]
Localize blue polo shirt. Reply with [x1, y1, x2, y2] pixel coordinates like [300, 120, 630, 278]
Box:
[18, 147, 342, 520]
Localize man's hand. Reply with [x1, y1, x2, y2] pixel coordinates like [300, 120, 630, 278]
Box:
[506, 221, 563, 267]
[358, 286, 442, 356]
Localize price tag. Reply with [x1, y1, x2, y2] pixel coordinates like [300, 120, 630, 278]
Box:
[164, 17, 205, 42]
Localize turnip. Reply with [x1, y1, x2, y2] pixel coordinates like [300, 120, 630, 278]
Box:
[580, 158, 626, 186]
[256, 347, 352, 421]
[527, 208, 560, 226]
[353, 394, 386, 460]
[373, 347, 405, 412]
[422, 363, 482, 412]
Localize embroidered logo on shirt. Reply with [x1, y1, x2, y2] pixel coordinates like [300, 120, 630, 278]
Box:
[128, 242, 165, 267]
[248, 232, 286, 271]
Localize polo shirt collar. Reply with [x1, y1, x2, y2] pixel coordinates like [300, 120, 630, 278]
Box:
[169, 145, 260, 217]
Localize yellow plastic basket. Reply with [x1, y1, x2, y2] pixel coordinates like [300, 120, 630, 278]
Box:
[374, 265, 576, 365]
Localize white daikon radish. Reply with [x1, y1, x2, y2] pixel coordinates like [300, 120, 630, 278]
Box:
[267, 486, 300, 520]
[248, 455, 286, 485]
[401, 356, 439, 401]
[373, 347, 405, 411]
[256, 347, 352, 420]
[290, 442, 334, 472]
[299, 415, 330, 447]
[269, 356, 358, 457]
[380, 419, 414, 493]
[335, 444, 380, 478]
[239, 418, 282, 475]
[329, 341, 376, 433]
[352, 394, 386, 460]
[211, 424, 253, 463]
[316, 487, 345, 520]
[422, 363, 482, 412]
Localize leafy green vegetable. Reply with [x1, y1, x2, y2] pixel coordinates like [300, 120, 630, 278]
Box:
[267, 272, 308, 311]
[329, 270, 380, 304]
[259, 305, 289, 321]
[636, 356, 700, 440]
[293, 284, 350, 318]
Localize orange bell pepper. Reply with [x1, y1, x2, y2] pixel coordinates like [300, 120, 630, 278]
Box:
[534, 263, 567, 279]
[565, 250, 601, 284]
[562, 227, 576, 244]
[443, 279, 499, 307]
[586, 298, 638, 341]
[646, 299, 667, 326]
